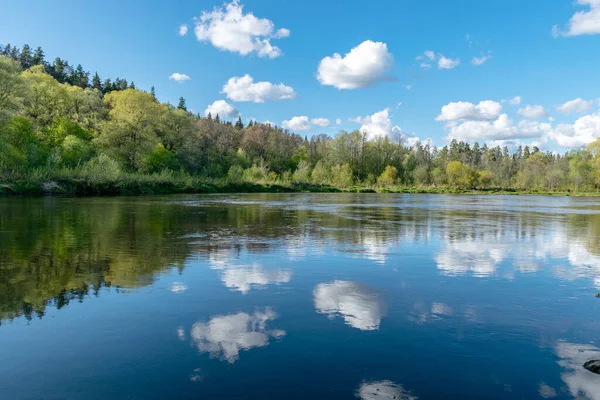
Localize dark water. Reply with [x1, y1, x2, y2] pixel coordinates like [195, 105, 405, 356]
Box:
[1, 194, 600, 399]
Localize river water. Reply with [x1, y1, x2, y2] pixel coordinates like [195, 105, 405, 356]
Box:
[0, 194, 599, 399]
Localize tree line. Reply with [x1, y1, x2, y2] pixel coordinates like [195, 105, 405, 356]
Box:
[2, 43, 600, 192]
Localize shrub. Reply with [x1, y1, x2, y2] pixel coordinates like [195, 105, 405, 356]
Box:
[377, 165, 398, 186]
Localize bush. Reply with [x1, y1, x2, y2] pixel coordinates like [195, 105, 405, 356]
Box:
[61, 135, 94, 167]
[292, 160, 311, 183]
[81, 153, 121, 181]
[311, 160, 331, 185]
[377, 165, 398, 186]
[227, 165, 244, 183]
[446, 161, 478, 189]
[331, 163, 353, 188]
[144, 143, 178, 173]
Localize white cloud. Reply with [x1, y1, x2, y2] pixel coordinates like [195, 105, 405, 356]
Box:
[509, 96, 522, 105]
[405, 84, 412, 90]
[517, 104, 548, 119]
[314, 281, 385, 331]
[316, 40, 394, 89]
[424, 50, 436, 60]
[222, 74, 295, 102]
[357, 381, 417, 400]
[438, 54, 460, 69]
[435, 100, 502, 122]
[351, 108, 401, 140]
[553, 0, 600, 37]
[194, 0, 289, 58]
[419, 62, 431, 69]
[548, 112, 600, 147]
[190, 308, 285, 363]
[335, 118, 342, 125]
[471, 54, 492, 66]
[179, 24, 189, 36]
[556, 98, 595, 114]
[282, 116, 311, 131]
[445, 115, 551, 142]
[204, 100, 239, 118]
[169, 72, 191, 82]
[311, 118, 330, 127]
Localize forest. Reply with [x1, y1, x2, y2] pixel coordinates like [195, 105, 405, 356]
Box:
[2, 43, 600, 195]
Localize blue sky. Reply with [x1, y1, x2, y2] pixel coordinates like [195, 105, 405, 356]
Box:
[2, 0, 600, 151]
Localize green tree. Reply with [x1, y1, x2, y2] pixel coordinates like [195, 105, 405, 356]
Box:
[0, 55, 27, 121]
[96, 89, 161, 171]
[377, 165, 398, 186]
[177, 96, 187, 111]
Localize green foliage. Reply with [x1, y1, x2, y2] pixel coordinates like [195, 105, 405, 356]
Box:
[331, 163, 354, 188]
[227, 165, 245, 183]
[0, 55, 26, 120]
[311, 160, 331, 184]
[446, 161, 478, 189]
[4, 44, 600, 195]
[377, 165, 398, 186]
[293, 160, 312, 183]
[60, 135, 94, 167]
[144, 143, 178, 173]
[81, 153, 122, 181]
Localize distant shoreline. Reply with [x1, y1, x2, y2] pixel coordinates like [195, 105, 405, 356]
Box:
[1, 177, 596, 197]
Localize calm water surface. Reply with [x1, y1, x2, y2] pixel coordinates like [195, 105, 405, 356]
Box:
[1, 193, 600, 399]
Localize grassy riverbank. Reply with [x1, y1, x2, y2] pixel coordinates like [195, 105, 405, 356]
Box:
[0, 171, 596, 197]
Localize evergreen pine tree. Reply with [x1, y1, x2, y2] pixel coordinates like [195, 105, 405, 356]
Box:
[150, 86, 156, 100]
[235, 116, 244, 130]
[207, 112, 212, 120]
[19, 44, 33, 69]
[215, 114, 220, 123]
[177, 97, 187, 111]
[32, 46, 45, 65]
[92, 72, 102, 91]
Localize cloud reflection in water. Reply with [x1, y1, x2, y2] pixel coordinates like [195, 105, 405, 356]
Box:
[314, 281, 385, 331]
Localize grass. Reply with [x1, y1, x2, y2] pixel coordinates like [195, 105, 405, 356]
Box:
[1, 170, 600, 197]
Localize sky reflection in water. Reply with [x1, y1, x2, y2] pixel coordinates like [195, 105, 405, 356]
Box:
[0, 194, 599, 399]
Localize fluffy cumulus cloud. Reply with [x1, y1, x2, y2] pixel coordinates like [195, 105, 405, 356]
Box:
[435, 100, 502, 122]
[517, 104, 548, 119]
[356, 381, 417, 400]
[179, 24, 189, 36]
[548, 112, 600, 147]
[553, 0, 600, 37]
[471, 54, 492, 66]
[169, 72, 191, 82]
[190, 308, 285, 363]
[438, 54, 460, 69]
[311, 118, 330, 127]
[222, 74, 295, 102]
[204, 100, 239, 118]
[314, 281, 385, 331]
[556, 97, 595, 114]
[282, 116, 311, 131]
[351, 108, 402, 140]
[316, 40, 393, 89]
[336, 118, 342, 125]
[445, 116, 552, 142]
[194, 0, 289, 58]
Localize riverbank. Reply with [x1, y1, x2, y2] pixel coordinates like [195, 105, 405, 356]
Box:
[0, 173, 596, 196]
